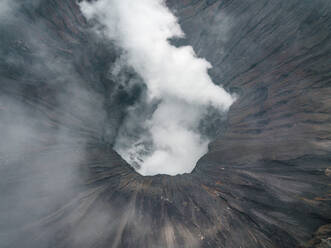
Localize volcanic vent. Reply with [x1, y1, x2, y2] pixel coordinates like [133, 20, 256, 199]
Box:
[0, 1, 330, 248]
[79, 0, 235, 176]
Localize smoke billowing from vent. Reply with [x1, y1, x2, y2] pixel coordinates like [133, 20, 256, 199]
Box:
[80, 0, 235, 175]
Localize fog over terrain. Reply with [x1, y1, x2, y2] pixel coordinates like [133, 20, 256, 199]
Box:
[79, 0, 235, 175]
[0, 2, 109, 246]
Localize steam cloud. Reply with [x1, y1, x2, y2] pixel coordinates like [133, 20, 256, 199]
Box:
[0, 2, 109, 246]
[80, 0, 235, 175]
[0, 0, 11, 17]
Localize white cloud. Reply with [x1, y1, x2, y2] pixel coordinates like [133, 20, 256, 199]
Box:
[80, 0, 235, 175]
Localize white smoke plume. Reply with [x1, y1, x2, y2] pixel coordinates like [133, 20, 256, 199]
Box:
[79, 0, 235, 175]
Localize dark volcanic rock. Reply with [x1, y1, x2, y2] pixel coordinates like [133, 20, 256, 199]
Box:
[0, 0, 330, 248]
